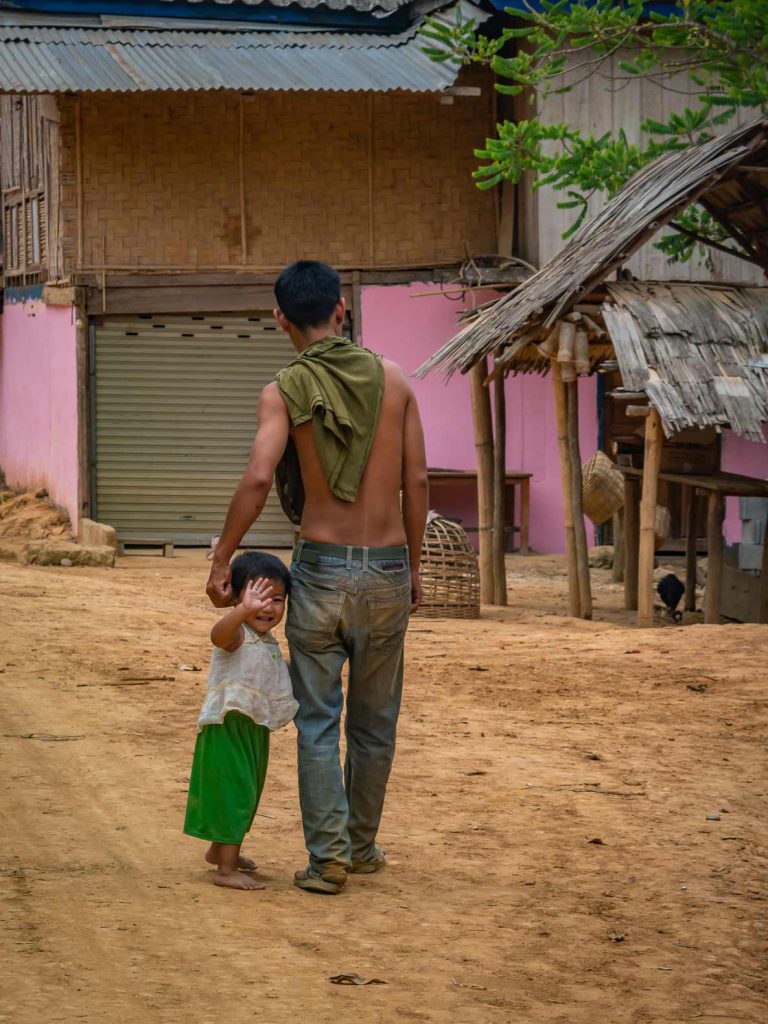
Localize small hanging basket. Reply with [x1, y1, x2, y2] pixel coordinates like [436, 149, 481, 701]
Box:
[582, 451, 625, 526]
[419, 515, 480, 619]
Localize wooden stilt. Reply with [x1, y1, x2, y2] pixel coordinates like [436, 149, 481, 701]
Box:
[704, 491, 724, 624]
[492, 373, 508, 606]
[759, 519, 768, 624]
[566, 379, 592, 619]
[624, 476, 640, 610]
[470, 360, 495, 605]
[638, 407, 663, 627]
[551, 363, 580, 617]
[612, 508, 625, 584]
[519, 477, 530, 554]
[684, 485, 698, 612]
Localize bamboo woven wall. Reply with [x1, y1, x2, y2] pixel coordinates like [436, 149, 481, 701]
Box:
[57, 80, 496, 275]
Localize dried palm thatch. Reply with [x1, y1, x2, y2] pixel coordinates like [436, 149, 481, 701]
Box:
[416, 115, 768, 381]
[603, 281, 768, 443]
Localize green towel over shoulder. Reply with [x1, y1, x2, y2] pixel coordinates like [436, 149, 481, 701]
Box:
[275, 336, 384, 504]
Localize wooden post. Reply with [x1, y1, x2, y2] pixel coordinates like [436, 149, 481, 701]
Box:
[566, 379, 592, 619]
[759, 519, 768, 624]
[519, 477, 530, 555]
[684, 485, 698, 612]
[551, 363, 580, 617]
[704, 491, 724, 625]
[624, 476, 640, 610]
[612, 508, 625, 584]
[470, 360, 495, 605]
[637, 407, 663, 627]
[492, 373, 508, 606]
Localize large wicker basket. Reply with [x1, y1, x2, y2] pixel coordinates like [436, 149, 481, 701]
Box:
[419, 515, 480, 619]
[582, 450, 625, 526]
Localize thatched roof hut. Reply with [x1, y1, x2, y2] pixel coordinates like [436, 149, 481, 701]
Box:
[416, 115, 768, 627]
[416, 114, 768, 384]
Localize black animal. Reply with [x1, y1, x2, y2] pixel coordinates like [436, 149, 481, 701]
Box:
[657, 573, 685, 622]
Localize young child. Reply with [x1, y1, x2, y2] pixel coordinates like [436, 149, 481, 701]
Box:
[183, 551, 298, 890]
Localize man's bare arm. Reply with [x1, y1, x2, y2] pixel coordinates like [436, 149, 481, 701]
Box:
[206, 383, 290, 606]
[401, 385, 429, 613]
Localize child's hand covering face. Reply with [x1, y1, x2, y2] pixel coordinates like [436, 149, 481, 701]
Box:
[238, 576, 287, 633]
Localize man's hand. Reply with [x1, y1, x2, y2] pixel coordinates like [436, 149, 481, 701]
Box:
[207, 559, 233, 608]
[410, 568, 423, 615]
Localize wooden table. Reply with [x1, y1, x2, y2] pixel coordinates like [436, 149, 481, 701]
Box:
[427, 469, 531, 554]
[619, 467, 768, 624]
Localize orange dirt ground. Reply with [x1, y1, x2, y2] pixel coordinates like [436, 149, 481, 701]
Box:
[1, 550, 766, 1024]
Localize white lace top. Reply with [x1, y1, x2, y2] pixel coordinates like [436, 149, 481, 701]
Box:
[197, 625, 298, 733]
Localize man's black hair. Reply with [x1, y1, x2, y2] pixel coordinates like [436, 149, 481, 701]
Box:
[274, 260, 341, 330]
[230, 550, 291, 598]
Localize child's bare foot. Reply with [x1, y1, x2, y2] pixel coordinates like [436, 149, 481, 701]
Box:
[205, 845, 257, 871]
[213, 869, 265, 891]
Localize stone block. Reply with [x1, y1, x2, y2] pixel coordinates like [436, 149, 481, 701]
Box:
[78, 517, 118, 550]
[25, 541, 115, 568]
[588, 545, 614, 569]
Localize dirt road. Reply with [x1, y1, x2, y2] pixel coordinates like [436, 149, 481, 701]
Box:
[1, 552, 766, 1024]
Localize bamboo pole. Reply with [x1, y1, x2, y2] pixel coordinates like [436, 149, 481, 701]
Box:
[566, 378, 592, 620]
[612, 508, 625, 584]
[704, 492, 724, 625]
[624, 476, 640, 610]
[470, 359, 495, 604]
[492, 372, 508, 606]
[684, 485, 698, 612]
[637, 406, 663, 627]
[551, 362, 580, 617]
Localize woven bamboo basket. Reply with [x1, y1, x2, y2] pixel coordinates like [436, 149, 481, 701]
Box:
[419, 515, 480, 619]
[582, 450, 625, 526]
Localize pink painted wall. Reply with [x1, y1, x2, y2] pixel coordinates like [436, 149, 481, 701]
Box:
[0, 300, 80, 530]
[361, 283, 598, 553]
[722, 426, 768, 544]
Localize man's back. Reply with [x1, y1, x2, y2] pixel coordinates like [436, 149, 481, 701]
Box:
[277, 359, 416, 548]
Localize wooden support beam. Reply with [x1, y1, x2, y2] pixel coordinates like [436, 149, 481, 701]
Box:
[624, 475, 640, 611]
[612, 508, 625, 584]
[638, 407, 663, 627]
[492, 374, 508, 606]
[684, 485, 698, 613]
[704, 492, 725, 625]
[552, 363, 580, 617]
[470, 360, 495, 605]
[519, 477, 530, 555]
[759, 521, 768, 625]
[566, 379, 592, 619]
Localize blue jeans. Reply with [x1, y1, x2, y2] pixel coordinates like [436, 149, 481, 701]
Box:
[285, 542, 411, 874]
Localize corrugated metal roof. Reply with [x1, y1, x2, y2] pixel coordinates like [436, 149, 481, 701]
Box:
[156, 0, 406, 12]
[0, 1, 480, 91]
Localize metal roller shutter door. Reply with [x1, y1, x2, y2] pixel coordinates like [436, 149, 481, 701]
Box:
[93, 312, 296, 546]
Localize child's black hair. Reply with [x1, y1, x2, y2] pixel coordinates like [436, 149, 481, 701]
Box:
[274, 260, 341, 330]
[230, 550, 291, 598]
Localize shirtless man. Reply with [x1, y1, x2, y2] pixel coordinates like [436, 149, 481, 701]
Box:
[206, 260, 428, 895]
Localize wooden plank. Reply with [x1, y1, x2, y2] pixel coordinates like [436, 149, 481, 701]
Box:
[470, 360, 495, 605]
[612, 508, 625, 584]
[519, 476, 530, 555]
[760, 521, 768, 624]
[492, 376, 508, 605]
[552, 363, 580, 616]
[684, 485, 698, 612]
[85, 285, 281, 315]
[567, 379, 592, 619]
[704, 492, 725, 624]
[624, 475, 640, 611]
[638, 407, 663, 627]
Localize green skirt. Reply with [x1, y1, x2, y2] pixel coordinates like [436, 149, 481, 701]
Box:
[183, 711, 270, 845]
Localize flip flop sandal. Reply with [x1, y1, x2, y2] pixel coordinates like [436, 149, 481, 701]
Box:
[293, 867, 346, 895]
